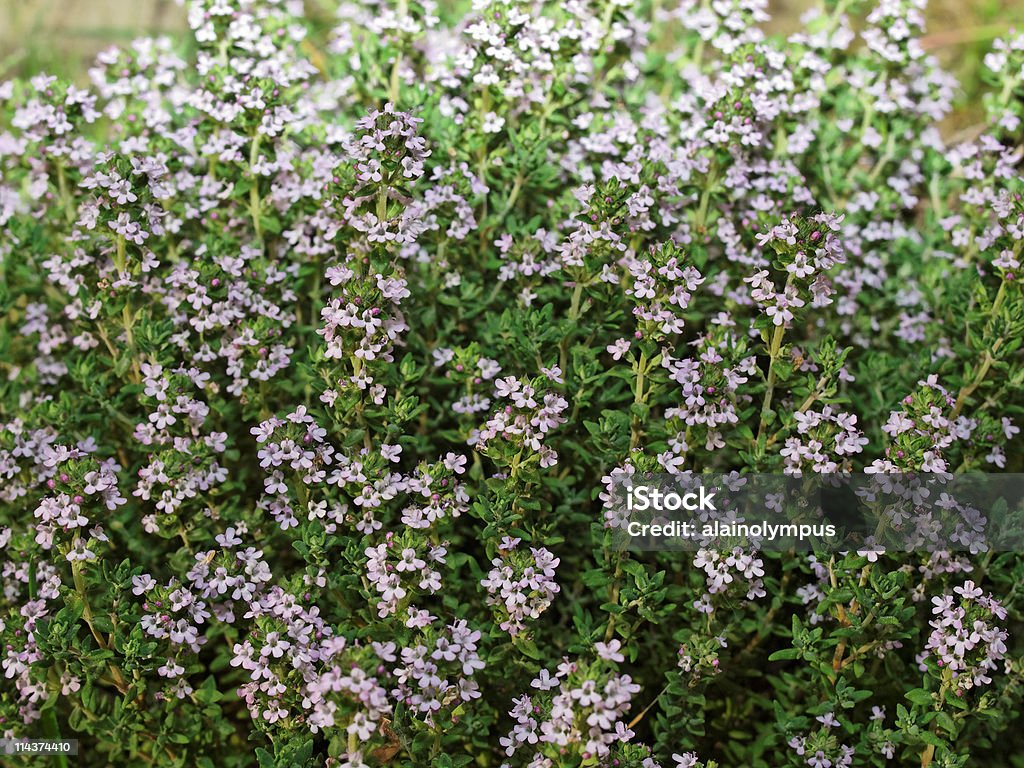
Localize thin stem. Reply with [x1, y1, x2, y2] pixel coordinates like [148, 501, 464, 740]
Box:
[867, 130, 895, 183]
[603, 545, 625, 643]
[70, 550, 129, 694]
[558, 281, 586, 372]
[249, 133, 263, 241]
[122, 303, 141, 383]
[388, 0, 408, 103]
[765, 373, 829, 449]
[499, 173, 525, 219]
[693, 165, 717, 232]
[952, 342, 1001, 418]
[55, 160, 76, 224]
[755, 322, 787, 452]
[110, 234, 141, 382]
[95, 324, 119, 365]
[630, 350, 649, 450]
[951, 275, 1009, 417]
[627, 683, 670, 729]
[71, 556, 107, 649]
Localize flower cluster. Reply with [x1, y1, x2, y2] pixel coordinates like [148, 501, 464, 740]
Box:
[499, 658, 642, 765]
[480, 536, 561, 637]
[32, 444, 124, 561]
[871, 375, 964, 473]
[134, 363, 228, 532]
[662, 331, 757, 457]
[749, 213, 847, 324]
[364, 534, 447, 618]
[692, 547, 766, 611]
[780, 405, 868, 474]
[626, 242, 705, 340]
[921, 579, 1009, 694]
[471, 372, 570, 470]
[787, 711, 855, 768]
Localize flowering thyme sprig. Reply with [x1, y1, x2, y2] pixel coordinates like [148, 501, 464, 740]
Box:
[0, 1, 1023, 766]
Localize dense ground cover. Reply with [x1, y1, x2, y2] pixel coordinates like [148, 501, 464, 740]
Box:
[1, 0, 1023, 766]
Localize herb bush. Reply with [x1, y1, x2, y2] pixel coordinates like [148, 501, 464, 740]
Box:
[1, 0, 1023, 766]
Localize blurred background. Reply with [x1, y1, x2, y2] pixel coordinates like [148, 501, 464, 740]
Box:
[1, 0, 1022, 135]
[1, 0, 186, 74]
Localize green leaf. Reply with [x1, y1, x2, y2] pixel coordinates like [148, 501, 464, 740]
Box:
[905, 688, 934, 707]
